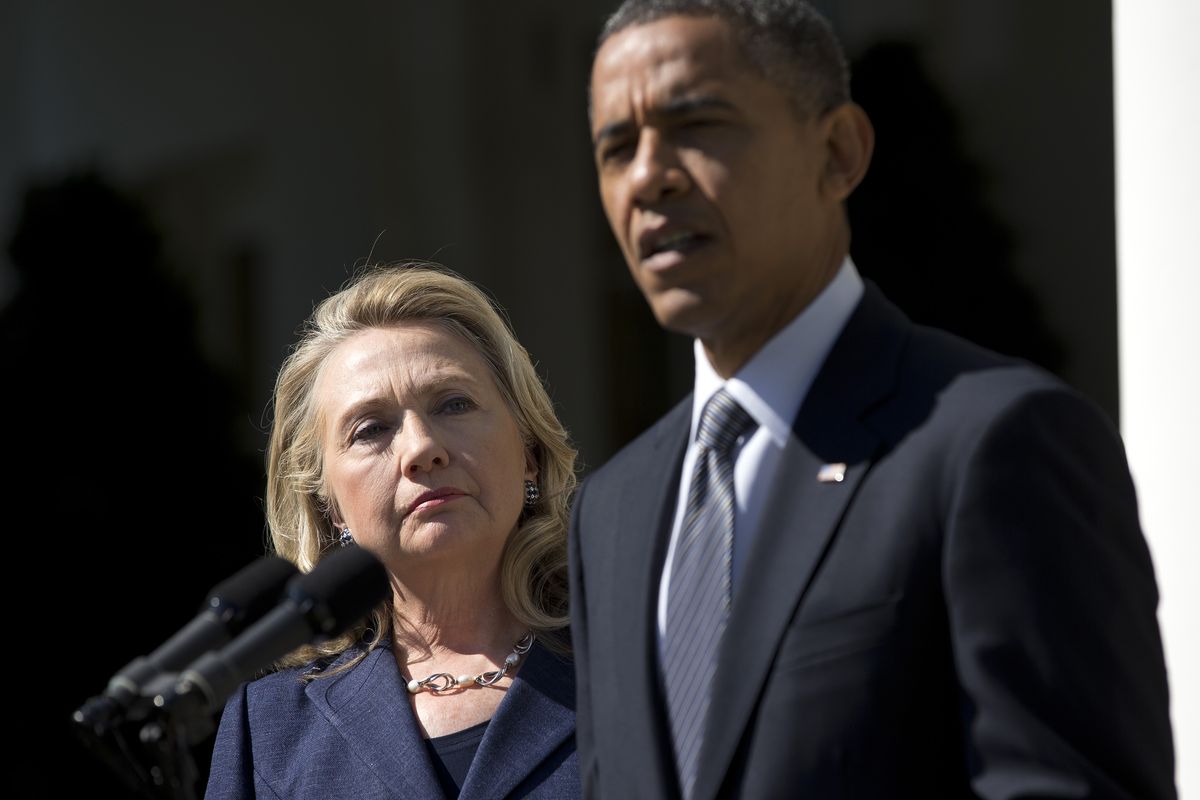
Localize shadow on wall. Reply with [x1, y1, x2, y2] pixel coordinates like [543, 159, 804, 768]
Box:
[848, 41, 1064, 374]
[2, 170, 264, 797]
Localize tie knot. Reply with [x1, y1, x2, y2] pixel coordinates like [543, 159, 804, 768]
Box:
[696, 389, 755, 453]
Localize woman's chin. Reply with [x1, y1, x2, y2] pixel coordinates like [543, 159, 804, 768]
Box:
[395, 523, 501, 564]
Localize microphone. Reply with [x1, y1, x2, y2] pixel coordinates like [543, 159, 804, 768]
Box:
[165, 545, 389, 718]
[73, 555, 299, 731]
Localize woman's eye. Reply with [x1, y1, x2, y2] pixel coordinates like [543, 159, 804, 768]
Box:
[351, 422, 386, 443]
[439, 396, 475, 415]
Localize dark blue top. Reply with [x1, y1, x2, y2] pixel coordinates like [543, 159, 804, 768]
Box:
[425, 719, 490, 798]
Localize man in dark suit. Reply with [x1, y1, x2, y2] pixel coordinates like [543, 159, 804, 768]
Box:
[568, 2, 1176, 798]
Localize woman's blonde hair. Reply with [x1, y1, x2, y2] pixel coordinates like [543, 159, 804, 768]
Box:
[266, 263, 576, 669]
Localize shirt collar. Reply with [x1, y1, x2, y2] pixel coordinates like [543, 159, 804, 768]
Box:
[691, 256, 864, 447]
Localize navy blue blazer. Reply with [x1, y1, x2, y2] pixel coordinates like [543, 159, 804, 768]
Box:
[570, 285, 1175, 799]
[206, 640, 578, 799]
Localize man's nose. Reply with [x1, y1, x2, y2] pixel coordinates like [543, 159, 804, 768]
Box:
[628, 130, 690, 205]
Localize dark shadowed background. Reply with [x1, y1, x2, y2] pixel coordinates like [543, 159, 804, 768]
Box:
[0, 1, 1115, 795]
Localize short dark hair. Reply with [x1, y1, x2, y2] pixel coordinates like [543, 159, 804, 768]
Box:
[598, 0, 850, 117]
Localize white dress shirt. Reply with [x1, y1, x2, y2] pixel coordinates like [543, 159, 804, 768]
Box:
[657, 257, 865, 642]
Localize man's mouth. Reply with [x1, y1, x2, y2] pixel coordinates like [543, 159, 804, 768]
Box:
[639, 229, 709, 264]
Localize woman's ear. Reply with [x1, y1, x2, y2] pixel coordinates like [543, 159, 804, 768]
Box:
[524, 448, 539, 483]
[326, 496, 346, 531]
[820, 102, 875, 202]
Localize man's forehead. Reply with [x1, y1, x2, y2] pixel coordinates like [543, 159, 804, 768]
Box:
[590, 16, 748, 120]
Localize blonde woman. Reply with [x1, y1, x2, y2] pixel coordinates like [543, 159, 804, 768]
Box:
[207, 264, 578, 799]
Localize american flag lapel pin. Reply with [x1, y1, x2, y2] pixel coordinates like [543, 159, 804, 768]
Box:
[817, 462, 847, 483]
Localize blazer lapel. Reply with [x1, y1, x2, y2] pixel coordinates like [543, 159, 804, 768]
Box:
[694, 286, 908, 800]
[610, 398, 693, 798]
[305, 646, 444, 799]
[459, 642, 576, 799]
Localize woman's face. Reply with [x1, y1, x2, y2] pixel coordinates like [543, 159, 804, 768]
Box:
[316, 322, 534, 572]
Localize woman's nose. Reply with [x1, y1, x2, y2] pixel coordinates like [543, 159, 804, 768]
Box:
[397, 414, 449, 475]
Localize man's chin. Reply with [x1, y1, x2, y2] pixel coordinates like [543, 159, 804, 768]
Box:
[647, 291, 715, 339]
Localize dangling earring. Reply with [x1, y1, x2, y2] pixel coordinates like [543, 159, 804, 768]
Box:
[524, 479, 540, 508]
[338, 527, 354, 548]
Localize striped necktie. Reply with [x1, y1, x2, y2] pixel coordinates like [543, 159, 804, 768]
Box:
[663, 388, 756, 798]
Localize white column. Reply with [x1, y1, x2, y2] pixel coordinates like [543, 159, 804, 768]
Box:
[1114, 0, 1200, 792]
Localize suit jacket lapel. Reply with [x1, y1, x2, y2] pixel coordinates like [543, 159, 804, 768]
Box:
[460, 642, 576, 799]
[694, 286, 908, 800]
[305, 646, 444, 799]
[612, 398, 693, 798]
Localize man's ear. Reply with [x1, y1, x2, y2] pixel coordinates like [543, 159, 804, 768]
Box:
[820, 102, 875, 202]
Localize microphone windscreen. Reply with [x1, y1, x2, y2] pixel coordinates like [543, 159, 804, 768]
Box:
[205, 556, 299, 632]
[288, 547, 390, 637]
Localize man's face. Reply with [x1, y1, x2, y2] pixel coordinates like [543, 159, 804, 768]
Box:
[590, 15, 846, 366]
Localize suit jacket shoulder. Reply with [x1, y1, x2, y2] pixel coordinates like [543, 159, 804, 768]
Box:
[589, 394, 692, 487]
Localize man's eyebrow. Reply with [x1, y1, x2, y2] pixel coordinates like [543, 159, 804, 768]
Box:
[660, 94, 735, 117]
[593, 94, 735, 146]
[593, 119, 635, 147]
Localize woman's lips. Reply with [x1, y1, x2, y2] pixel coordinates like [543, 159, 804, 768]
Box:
[406, 488, 466, 515]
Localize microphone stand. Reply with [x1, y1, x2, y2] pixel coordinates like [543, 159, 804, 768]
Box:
[73, 671, 216, 800]
[72, 547, 387, 797]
